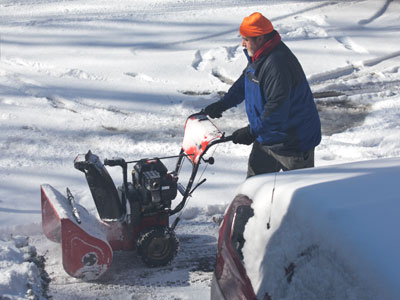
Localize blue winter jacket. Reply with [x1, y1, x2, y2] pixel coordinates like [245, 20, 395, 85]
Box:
[221, 40, 321, 153]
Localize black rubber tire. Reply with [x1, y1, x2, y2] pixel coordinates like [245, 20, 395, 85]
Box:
[136, 226, 179, 267]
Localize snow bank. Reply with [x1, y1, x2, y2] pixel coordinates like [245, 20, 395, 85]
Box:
[0, 236, 49, 300]
[241, 157, 400, 300]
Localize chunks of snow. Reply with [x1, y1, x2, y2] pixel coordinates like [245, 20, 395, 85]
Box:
[0, 236, 48, 300]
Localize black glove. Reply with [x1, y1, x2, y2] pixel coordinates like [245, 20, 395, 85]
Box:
[203, 101, 227, 119]
[232, 125, 256, 145]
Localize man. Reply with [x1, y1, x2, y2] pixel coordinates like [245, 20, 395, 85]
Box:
[203, 12, 321, 177]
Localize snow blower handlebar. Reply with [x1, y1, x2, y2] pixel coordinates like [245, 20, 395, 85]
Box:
[104, 157, 128, 186]
[200, 133, 233, 164]
[169, 132, 233, 231]
[104, 157, 129, 213]
[208, 133, 233, 146]
[104, 157, 126, 167]
[169, 133, 233, 217]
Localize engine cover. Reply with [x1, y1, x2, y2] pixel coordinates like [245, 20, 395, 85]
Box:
[132, 159, 177, 210]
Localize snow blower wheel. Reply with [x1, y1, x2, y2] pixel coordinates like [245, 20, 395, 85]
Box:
[137, 226, 179, 267]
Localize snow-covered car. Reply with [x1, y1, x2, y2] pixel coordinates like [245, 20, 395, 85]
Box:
[211, 157, 400, 300]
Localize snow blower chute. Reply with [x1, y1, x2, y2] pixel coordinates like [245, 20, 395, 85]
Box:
[41, 113, 232, 280]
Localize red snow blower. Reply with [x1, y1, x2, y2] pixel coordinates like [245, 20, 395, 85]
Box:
[40, 113, 232, 280]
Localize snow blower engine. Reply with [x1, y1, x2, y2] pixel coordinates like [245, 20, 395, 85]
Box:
[130, 158, 178, 215]
[40, 113, 232, 280]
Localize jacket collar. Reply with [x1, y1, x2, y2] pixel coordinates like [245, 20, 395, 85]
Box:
[252, 31, 281, 62]
[244, 48, 252, 63]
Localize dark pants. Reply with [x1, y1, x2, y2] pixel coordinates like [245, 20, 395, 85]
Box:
[247, 141, 315, 178]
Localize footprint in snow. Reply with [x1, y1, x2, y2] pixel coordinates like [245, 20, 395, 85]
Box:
[191, 46, 242, 72]
[125, 72, 155, 82]
[334, 37, 369, 54]
[61, 68, 105, 81]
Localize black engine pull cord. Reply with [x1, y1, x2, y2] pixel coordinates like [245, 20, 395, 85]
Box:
[171, 216, 180, 231]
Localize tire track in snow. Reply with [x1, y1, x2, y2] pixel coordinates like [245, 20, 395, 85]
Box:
[358, 0, 394, 25]
[310, 51, 400, 136]
[2, 59, 186, 146]
[3, 57, 106, 82]
[308, 50, 400, 85]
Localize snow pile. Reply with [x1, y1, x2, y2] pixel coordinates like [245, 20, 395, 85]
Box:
[241, 158, 400, 300]
[0, 236, 49, 300]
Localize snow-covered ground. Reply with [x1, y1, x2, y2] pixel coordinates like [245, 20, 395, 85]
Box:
[0, 0, 399, 299]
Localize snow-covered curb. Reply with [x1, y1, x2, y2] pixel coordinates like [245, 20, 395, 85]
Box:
[0, 236, 50, 300]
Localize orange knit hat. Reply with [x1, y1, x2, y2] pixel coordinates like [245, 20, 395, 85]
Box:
[239, 12, 274, 37]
